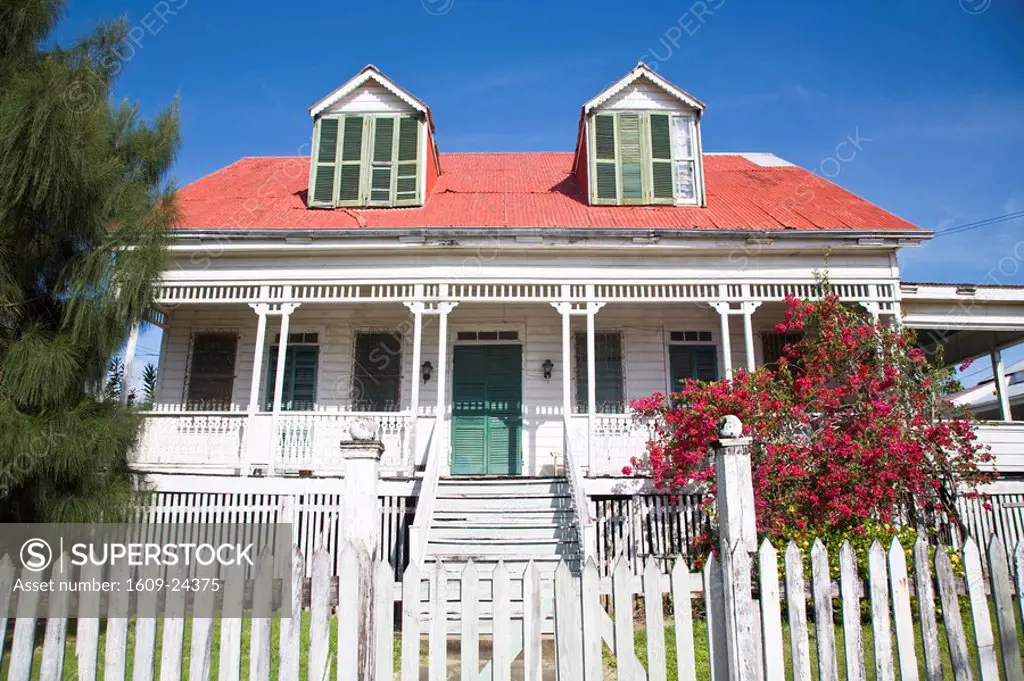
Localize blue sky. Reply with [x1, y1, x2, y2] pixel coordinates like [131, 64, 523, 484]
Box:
[53, 0, 1024, 385]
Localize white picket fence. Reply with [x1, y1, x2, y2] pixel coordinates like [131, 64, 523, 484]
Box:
[1, 533, 1022, 680]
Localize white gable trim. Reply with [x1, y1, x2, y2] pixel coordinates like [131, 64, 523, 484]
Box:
[584, 63, 705, 114]
[309, 66, 428, 119]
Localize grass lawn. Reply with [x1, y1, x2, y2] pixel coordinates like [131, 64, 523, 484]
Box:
[2, 602, 1021, 680]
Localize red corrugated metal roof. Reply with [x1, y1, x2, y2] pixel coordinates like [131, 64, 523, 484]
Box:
[174, 152, 920, 231]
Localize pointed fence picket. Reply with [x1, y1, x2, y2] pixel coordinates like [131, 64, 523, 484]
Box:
[0, 535, 1022, 681]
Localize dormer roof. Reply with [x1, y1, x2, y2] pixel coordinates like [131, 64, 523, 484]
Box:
[582, 62, 706, 115]
[308, 64, 436, 133]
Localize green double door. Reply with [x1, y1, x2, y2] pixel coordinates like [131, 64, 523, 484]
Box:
[451, 345, 522, 476]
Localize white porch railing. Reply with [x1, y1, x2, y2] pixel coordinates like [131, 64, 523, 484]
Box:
[132, 410, 412, 475]
[133, 411, 247, 473]
[570, 412, 653, 476]
[133, 411, 1024, 479]
[269, 411, 410, 474]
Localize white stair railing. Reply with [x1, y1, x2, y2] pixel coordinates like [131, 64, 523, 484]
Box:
[408, 419, 439, 565]
[564, 420, 596, 563]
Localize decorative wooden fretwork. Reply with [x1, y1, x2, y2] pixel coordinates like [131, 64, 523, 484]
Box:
[154, 279, 897, 306]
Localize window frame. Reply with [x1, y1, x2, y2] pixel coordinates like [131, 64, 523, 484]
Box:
[669, 113, 702, 206]
[308, 113, 424, 209]
[573, 330, 626, 415]
[587, 109, 705, 207]
[665, 330, 718, 392]
[350, 329, 404, 413]
[183, 330, 239, 411]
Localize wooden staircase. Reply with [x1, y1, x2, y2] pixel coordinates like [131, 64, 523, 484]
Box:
[423, 476, 581, 576]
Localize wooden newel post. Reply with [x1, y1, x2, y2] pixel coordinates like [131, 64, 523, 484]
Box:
[340, 421, 384, 681]
[714, 415, 763, 681]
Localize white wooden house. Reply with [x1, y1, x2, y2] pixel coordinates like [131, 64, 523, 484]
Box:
[126, 64, 1024, 571]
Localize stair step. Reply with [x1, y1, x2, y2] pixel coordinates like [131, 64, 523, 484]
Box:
[436, 488, 569, 499]
[430, 526, 576, 540]
[434, 497, 572, 512]
[432, 517, 574, 528]
[440, 476, 566, 484]
[419, 552, 573, 561]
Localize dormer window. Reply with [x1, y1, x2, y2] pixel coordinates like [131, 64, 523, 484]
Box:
[576, 63, 706, 207]
[307, 65, 438, 210]
[309, 114, 423, 208]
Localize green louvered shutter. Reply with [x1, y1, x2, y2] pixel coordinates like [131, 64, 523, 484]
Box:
[395, 116, 421, 205]
[693, 346, 718, 381]
[265, 346, 320, 410]
[337, 116, 365, 205]
[668, 345, 694, 391]
[648, 113, 674, 203]
[308, 118, 339, 207]
[451, 347, 488, 475]
[618, 113, 643, 204]
[592, 114, 618, 204]
[369, 116, 396, 205]
[668, 345, 718, 390]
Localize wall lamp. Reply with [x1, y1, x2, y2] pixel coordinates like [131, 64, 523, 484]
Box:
[421, 361, 433, 383]
[542, 358, 554, 380]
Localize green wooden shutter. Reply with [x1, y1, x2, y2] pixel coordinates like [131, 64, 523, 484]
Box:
[369, 117, 396, 205]
[394, 116, 421, 206]
[337, 116, 365, 205]
[592, 114, 618, 204]
[618, 113, 643, 204]
[265, 346, 320, 411]
[648, 113, 674, 203]
[668, 345, 693, 391]
[352, 333, 402, 411]
[308, 118, 339, 207]
[669, 345, 718, 390]
[693, 346, 718, 381]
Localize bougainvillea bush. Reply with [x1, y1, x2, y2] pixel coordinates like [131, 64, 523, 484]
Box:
[629, 289, 993, 559]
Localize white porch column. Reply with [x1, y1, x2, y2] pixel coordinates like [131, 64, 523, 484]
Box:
[241, 303, 271, 476]
[991, 348, 1013, 422]
[120, 322, 140, 404]
[432, 301, 458, 467]
[584, 297, 605, 474]
[740, 300, 761, 373]
[403, 297, 425, 472]
[269, 292, 300, 476]
[247, 304, 270, 414]
[561, 303, 572, 423]
[712, 303, 734, 380]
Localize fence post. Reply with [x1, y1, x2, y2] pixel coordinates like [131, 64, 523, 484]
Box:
[714, 415, 762, 681]
[339, 422, 385, 681]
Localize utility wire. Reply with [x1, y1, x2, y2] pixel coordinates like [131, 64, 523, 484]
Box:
[932, 210, 1024, 238]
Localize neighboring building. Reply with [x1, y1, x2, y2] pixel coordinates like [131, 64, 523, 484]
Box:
[951, 358, 1024, 421]
[128, 64, 1024, 571]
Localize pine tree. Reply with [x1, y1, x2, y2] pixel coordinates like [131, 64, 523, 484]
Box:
[0, 0, 179, 522]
